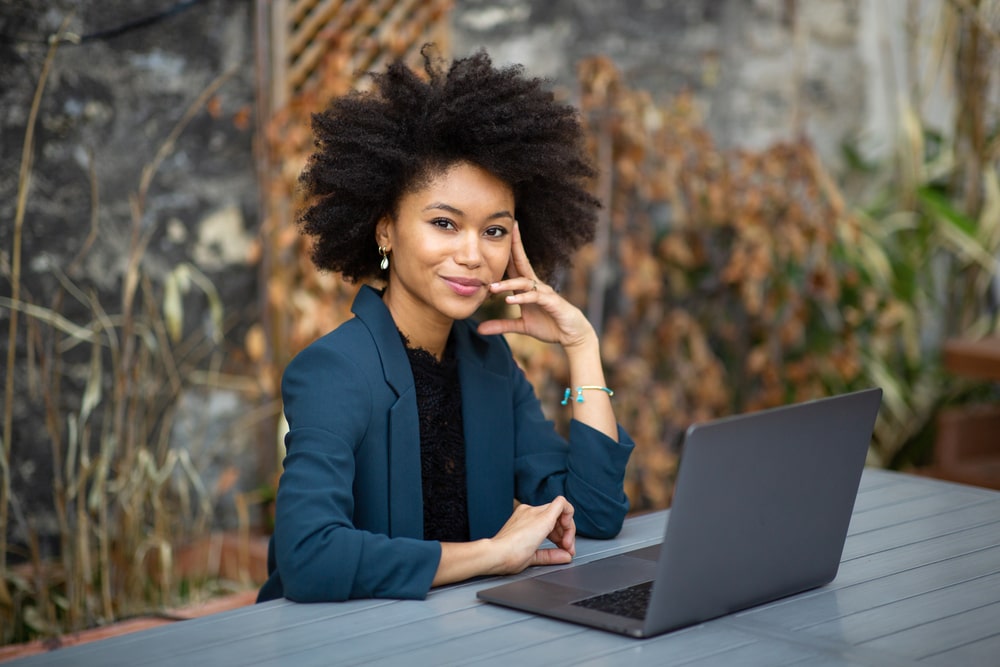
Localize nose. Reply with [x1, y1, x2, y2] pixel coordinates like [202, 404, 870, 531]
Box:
[454, 230, 483, 268]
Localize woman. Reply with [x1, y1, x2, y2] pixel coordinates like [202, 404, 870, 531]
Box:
[258, 48, 634, 603]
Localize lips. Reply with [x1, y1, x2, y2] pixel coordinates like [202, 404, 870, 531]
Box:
[442, 276, 485, 297]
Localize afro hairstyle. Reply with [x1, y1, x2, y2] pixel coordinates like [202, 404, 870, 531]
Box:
[298, 46, 601, 283]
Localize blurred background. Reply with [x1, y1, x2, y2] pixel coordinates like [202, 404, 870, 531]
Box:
[1, 0, 998, 646]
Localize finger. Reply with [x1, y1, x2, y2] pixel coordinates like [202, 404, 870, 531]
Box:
[504, 247, 520, 280]
[552, 498, 576, 553]
[502, 284, 549, 308]
[548, 495, 572, 519]
[548, 522, 574, 555]
[557, 495, 574, 513]
[532, 547, 573, 567]
[508, 221, 536, 281]
[561, 518, 576, 555]
[477, 318, 528, 337]
[511, 277, 541, 295]
[489, 276, 542, 297]
[503, 223, 523, 280]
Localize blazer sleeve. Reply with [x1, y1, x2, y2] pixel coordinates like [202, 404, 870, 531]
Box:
[273, 342, 440, 602]
[509, 358, 635, 539]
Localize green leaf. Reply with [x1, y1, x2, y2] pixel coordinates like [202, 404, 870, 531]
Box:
[918, 186, 976, 237]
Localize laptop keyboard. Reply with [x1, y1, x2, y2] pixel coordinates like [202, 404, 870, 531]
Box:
[570, 581, 653, 620]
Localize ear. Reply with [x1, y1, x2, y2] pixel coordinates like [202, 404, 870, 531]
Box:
[375, 215, 392, 250]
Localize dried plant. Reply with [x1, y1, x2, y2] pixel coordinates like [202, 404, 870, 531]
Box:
[1, 43, 259, 644]
[2, 12, 73, 638]
[565, 59, 883, 509]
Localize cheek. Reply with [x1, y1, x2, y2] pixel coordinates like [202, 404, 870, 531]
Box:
[486, 243, 511, 278]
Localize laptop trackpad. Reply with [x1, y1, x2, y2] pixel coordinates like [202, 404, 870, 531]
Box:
[537, 552, 659, 595]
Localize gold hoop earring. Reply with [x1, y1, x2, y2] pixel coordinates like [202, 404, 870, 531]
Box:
[378, 246, 389, 271]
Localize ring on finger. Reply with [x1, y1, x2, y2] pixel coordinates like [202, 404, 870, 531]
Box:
[531, 280, 538, 291]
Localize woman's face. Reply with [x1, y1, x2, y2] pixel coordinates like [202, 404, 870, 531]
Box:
[377, 161, 515, 333]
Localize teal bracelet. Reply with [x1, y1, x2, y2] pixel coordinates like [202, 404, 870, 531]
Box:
[561, 386, 615, 405]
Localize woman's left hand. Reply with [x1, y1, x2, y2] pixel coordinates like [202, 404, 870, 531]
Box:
[477, 222, 596, 350]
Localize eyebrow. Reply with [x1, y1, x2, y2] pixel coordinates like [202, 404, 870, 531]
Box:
[423, 202, 514, 221]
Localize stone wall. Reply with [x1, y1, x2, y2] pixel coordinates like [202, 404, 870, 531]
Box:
[1, 0, 260, 556]
[451, 0, 878, 171]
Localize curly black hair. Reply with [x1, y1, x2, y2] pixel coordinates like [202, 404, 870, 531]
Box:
[298, 46, 600, 283]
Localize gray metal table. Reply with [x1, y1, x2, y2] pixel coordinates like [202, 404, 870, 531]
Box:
[12, 469, 1000, 666]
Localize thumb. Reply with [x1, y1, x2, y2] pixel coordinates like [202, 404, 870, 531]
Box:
[532, 547, 574, 566]
[477, 318, 524, 337]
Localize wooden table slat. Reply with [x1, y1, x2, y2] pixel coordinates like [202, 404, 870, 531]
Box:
[801, 572, 1000, 644]
[846, 488, 997, 535]
[918, 629, 1000, 666]
[835, 521, 1000, 588]
[860, 599, 1000, 659]
[842, 498, 1000, 559]
[743, 545, 1000, 630]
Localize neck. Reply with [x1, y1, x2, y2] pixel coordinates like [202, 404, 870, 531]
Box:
[382, 286, 452, 360]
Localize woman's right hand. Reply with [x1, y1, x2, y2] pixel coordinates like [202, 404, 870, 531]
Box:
[490, 496, 576, 573]
[432, 496, 576, 587]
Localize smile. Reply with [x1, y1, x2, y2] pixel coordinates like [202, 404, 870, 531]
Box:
[442, 276, 485, 297]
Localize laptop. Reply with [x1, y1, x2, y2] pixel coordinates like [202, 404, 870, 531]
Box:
[477, 387, 883, 638]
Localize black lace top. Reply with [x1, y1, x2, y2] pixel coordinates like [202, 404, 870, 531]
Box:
[402, 332, 470, 543]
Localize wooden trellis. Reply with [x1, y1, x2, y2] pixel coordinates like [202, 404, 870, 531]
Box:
[264, 0, 453, 110]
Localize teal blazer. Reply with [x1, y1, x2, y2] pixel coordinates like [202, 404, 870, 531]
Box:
[258, 286, 634, 602]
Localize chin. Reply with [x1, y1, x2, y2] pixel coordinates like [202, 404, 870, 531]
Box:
[446, 302, 486, 322]
[440, 294, 489, 322]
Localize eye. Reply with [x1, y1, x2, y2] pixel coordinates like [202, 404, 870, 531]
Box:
[431, 218, 456, 230]
[484, 225, 509, 239]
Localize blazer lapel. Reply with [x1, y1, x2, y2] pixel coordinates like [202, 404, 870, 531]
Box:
[454, 325, 516, 539]
[352, 285, 413, 396]
[386, 385, 422, 538]
[353, 286, 423, 539]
